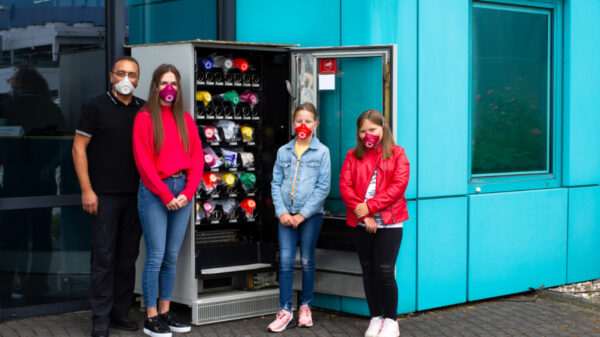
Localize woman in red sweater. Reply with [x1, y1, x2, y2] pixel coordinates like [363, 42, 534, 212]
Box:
[132, 64, 203, 337]
[339, 109, 409, 337]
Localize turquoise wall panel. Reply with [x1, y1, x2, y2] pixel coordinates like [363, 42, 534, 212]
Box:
[236, 0, 340, 47]
[397, 201, 417, 314]
[128, 0, 217, 45]
[341, 0, 417, 199]
[312, 293, 342, 311]
[341, 297, 370, 316]
[563, 1, 600, 186]
[567, 186, 600, 283]
[417, 197, 467, 311]
[468, 189, 567, 301]
[418, 0, 469, 198]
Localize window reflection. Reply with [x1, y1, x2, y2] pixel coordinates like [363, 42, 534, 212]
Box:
[0, 0, 107, 314]
[0, 206, 90, 306]
[471, 5, 551, 175]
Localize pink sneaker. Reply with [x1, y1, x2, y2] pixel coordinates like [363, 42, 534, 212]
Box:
[364, 316, 384, 337]
[267, 309, 295, 332]
[298, 304, 313, 327]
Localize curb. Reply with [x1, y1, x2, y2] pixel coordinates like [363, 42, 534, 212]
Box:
[539, 289, 600, 311]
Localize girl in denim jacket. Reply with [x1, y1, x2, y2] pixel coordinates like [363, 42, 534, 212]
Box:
[268, 103, 331, 332]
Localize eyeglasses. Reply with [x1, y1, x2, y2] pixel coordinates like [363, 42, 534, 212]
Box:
[112, 71, 138, 80]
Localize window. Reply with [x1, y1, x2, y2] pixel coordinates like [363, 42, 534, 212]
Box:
[0, 0, 106, 316]
[470, 1, 561, 191]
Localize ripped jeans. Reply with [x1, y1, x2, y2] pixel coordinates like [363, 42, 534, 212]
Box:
[277, 213, 323, 312]
[352, 226, 403, 319]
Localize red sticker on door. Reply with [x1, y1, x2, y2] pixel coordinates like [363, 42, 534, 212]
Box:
[319, 59, 337, 74]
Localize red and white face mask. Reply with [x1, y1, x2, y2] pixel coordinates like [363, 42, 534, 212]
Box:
[295, 123, 312, 140]
[362, 132, 380, 149]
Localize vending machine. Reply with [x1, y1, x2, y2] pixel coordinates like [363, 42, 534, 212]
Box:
[130, 40, 396, 325]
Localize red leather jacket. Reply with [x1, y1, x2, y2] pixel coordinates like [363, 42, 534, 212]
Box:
[339, 145, 410, 227]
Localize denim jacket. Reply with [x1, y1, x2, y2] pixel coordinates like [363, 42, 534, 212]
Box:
[271, 136, 331, 219]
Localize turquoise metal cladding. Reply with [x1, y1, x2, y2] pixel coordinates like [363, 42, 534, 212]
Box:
[417, 197, 467, 311]
[397, 201, 417, 314]
[468, 189, 568, 301]
[127, 0, 217, 45]
[567, 186, 600, 284]
[418, 0, 469, 198]
[563, 0, 600, 186]
[236, 0, 341, 47]
[341, 296, 370, 316]
[341, 0, 418, 200]
[311, 293, 342, 312]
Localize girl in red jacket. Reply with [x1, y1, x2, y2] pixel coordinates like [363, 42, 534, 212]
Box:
[339, 109, 409, 337]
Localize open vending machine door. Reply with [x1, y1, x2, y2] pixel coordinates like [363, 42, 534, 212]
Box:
[287, 45, 397, 298]
[290, 45, 396, 251]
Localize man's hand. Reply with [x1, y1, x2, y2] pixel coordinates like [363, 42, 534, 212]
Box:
[166, 198, 181, 211]
[82, 189, 98, 216]
[354, 202, 370, 218]
[291, 214, 306, 228]
[176, 194, 189, 208]
[279, 213, 293, 226]
[364, 217, 377, 233]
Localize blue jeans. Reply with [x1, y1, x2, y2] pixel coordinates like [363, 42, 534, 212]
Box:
[278, 213, 323, 312]
[138, 175, 191, 308]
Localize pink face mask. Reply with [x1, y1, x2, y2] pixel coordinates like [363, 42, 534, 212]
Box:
[362, 132, 380, 149]
[159, 83, 177, 103]
[240, 91, 259, 108]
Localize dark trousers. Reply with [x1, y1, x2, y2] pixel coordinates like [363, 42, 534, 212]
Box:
[89, 194, 142, 324]
[351, 226, 403, 319]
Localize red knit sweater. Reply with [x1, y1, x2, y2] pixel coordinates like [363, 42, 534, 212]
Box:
[132, 105, 204, 205]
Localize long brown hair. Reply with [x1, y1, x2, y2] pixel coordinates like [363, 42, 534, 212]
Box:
[142, 64, 188, 154]
[353, 109, 395, 160]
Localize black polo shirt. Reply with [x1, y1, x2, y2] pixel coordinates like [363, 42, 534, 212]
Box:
[76, 91, 145, 194]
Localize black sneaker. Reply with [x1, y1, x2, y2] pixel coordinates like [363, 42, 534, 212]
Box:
[91, 322, 109, 337]
[143, 316, 172, 337]
[110, 316, 139, 331]
[159, 311, 192, 333]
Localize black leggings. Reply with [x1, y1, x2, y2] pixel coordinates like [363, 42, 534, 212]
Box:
[351, 226, 403, 319]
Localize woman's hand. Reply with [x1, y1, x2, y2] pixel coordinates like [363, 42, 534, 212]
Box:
[279, 213, 293, 226]
[364, 217, 377, 233]
[291, 214, 306, 228]
[354, 203, 370, 218]
[176, 194, 189, 208]
[166, 198, 181, 211]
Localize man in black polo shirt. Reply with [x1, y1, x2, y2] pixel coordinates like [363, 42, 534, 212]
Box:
[72, 56, 144, 337]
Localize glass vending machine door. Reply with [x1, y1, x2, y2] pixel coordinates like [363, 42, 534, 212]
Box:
[290, 45, 396, 249]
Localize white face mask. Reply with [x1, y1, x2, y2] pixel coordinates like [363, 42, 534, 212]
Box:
[114, 75, 134, 95]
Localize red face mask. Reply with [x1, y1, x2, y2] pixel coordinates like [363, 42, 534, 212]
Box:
[202, 172, 218, 187]
[240, 198, 256, 217]
[295, 123, 312, 140]
[204, 126, 218, 141]
[362, 132, 380, 149]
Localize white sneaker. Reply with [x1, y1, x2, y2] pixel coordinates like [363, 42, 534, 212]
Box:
[364, 316, 384, 337]
[377, 318, 400, 337]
